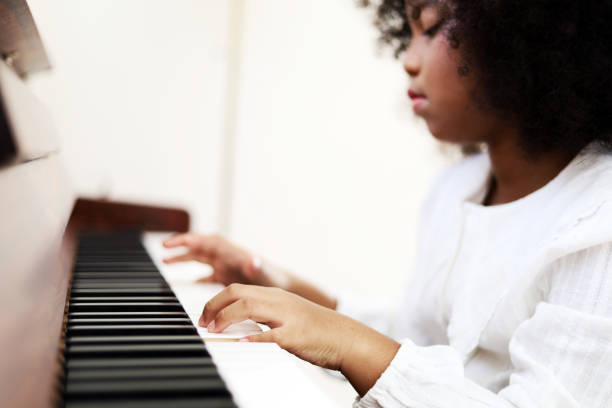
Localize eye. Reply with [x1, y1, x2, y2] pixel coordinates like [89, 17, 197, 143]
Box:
[423, 21, 443, 37]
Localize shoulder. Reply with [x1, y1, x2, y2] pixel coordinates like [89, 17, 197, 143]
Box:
[551, 151, 612, 236]
[562, 148, 612, 194]
[533, 150, 612, 266]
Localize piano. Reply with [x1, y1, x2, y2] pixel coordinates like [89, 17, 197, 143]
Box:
[0, 1, 350, 407]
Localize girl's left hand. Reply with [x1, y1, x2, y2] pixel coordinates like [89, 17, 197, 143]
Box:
[200, 284, 401, 396]
[200, 283, 353, 369]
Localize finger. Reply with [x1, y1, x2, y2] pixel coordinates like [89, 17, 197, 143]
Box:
[207, 296, 278, 333]
[162, 253, 195, 264]
[162, 233, 191, 248]
[199, 283, 245, 327]
[200, 284, 269, 327]
[241, 328, 280, 344]
[164, 234, 222, 258]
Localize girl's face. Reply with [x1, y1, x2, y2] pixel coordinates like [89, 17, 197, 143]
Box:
[404, 4, 507, 146]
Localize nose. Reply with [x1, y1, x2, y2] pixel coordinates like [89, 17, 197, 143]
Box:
[402, 43, 420, 78]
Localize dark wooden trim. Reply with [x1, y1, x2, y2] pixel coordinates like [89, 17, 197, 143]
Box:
[71, 198, 190, 233]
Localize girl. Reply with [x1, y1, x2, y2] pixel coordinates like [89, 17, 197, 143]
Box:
[164, 1, 612, 406]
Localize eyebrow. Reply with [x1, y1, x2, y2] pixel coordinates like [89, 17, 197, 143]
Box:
[406, 0, 442, 21]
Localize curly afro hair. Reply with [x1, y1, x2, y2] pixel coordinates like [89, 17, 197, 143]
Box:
[360, 0, 612, 158]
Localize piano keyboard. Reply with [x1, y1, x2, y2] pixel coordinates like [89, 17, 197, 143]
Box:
[59, 231, 236, 408]
[143, 233, 354, 408]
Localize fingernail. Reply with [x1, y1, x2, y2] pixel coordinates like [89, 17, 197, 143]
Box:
[207, 320, 216, 332]
[239, 337, 249, 343]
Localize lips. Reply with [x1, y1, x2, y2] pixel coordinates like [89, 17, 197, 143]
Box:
[408, 89, 428, 112]
[408, 89, 426, 100]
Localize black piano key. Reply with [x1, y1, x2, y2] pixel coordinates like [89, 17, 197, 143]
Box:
[72, 276, 165, 281]
[74, 267, 159, 273]
[72, 262, 153, 268]
[74, 262, 155, 268]
[64, 378, 230, 398]
[72, 273, 163, 279]
[75, 252, 152, 257]
[67, 335, 203, 345]
[71, 283, 169, 289]
[70, 297, 178, 303]
[66, 344, 209, 359]
[74, 261, 155, 264]
[74, 262, 158, 269]
[67, 318, 193, 326]
[67, 357, 214, 370]
[59, 231, 235, 407]
[67, 366, 219, 382]
[73, 267, 158, 271]
[74, 255, 154, 259]
[77, 247, 149, 250]
[75, 253, 152, 258]
[68, 312, 189, 319]
[69, 288, 174, 296]
[65, 397, 236, 408]
[78, 245, 145, 249]
[72, 279, 167, 284]
[68, 303, 182, 312]
[77, 247, 148, 251]
[73, 271, 159, 276]
[72, 278, 166, 284]
[77, 245, 145, 249]
[75, 265, 157, 270]
[67, 324, 197, 336]
[70, 286, 169, 292]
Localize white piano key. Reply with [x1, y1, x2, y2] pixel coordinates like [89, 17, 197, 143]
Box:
[197, 320, 263, 341]
[206, 342, 338, 408]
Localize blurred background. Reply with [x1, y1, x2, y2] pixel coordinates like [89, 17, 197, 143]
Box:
[25, 0, 450, 302]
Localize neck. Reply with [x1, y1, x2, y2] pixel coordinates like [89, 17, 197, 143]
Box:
[484, 136, 578, 206]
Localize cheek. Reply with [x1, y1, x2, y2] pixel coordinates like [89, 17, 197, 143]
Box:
[427, 42, 468, 107]
[426, 98, 498, 145]
[421, 41, 477, 141]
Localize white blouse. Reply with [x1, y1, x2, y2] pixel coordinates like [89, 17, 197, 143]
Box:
[338, 147, 612, 407]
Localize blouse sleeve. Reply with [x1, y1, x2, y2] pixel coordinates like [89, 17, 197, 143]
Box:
[354, 242, 612, 408]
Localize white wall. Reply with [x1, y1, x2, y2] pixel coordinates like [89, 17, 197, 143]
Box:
[229, 0, 448, 300]
[24, 0, 450, 301]
[26, 0, 230, 232]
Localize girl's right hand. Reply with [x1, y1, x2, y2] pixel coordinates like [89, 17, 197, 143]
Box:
[163, 233, 337, 310]
[162, 234, 266, 286]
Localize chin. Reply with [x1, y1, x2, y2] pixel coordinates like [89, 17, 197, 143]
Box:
[426, 121, 476, 146]
[425, 121, 451, 142]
